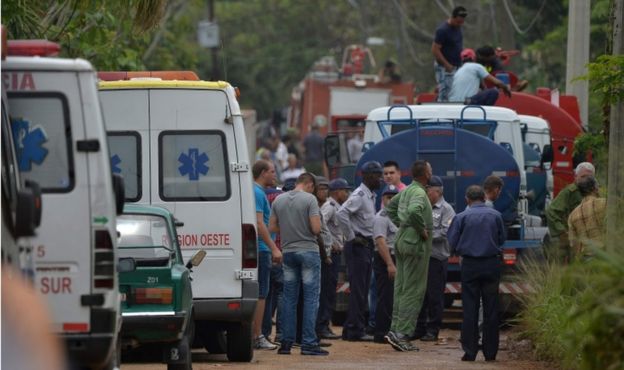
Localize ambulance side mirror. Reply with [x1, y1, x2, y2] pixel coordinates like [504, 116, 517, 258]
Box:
[15, 188, 38, 237]
[112, 174, 125, 215]
[24, 180, 42, 228]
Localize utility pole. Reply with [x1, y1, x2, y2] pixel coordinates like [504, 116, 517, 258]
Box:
[565, 0, 590, 128]
[208, 0, 219, 81]
[606, 0, 624, 251]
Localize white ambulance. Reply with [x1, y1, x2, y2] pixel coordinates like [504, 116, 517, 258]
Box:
[2, 40, 125, 369]
[99, 72, 258, 362]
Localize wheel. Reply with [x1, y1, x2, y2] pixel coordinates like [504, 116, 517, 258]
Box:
[226, 322, 253, 362]
[203, 330, 227, 354]
[167, 318, 194, 370]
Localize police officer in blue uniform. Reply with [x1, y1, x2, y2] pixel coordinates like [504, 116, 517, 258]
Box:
[336, 161, 383, 341]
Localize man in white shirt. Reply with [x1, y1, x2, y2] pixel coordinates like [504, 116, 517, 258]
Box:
[448, 47, 511, 105]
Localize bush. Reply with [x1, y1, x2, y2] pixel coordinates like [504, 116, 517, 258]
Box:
[518, 249, 624, 370]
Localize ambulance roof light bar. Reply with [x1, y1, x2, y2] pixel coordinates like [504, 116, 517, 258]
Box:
[7, 40, 61, 57]
[98, 71, 200, 81]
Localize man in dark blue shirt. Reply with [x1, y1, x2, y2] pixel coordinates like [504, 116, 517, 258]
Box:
[431, 6, 467, 102]
[447, 185, 505, 362]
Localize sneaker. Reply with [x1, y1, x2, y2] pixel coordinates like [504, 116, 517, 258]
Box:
[384, 331, 417, 352]
[318, 330, 340, 340]
[254, 335, 278, 350]
[318, 340, 332, 347]
[301, 346, 329, 356]
[420, 333, 438, 342]
[277, 342, 292, 355]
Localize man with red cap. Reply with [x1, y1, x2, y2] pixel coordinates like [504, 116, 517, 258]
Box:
[448, 46, 511, 106]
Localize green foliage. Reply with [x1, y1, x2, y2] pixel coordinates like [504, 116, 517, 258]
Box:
[583, 54, 624, 105]
[574, 132, 606, 157]
[519, 249, 624, 369]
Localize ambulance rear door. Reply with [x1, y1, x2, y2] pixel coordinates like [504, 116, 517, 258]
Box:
[5, 66, 92, 333]
[149, 88, 243, 299]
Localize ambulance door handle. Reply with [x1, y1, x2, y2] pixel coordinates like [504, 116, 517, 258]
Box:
[77, 139, 100, 152]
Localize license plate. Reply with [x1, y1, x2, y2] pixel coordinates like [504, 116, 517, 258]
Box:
[237, 270, 255, 280]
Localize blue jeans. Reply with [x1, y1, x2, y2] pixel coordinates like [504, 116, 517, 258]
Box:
[281, 251, 321, 348]
[434, 62, 455, 102]
[262, 263, 283, 339]
[258, 251, 272, 299]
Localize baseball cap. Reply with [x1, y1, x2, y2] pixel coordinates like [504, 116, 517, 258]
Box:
[460, 48, 476, 62]
[382, 185, 399, 196]
[361, 161, 383, 174]
[428, 175, 444, 187]
[328, 178, 352, 191]
[315, 176, 329, 187]
[281, 178, 296, 191]
[452, 6, 468, 18]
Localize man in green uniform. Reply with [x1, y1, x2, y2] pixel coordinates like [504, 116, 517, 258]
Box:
[384, 160, 433, 352]
[545, 162, 595, 262]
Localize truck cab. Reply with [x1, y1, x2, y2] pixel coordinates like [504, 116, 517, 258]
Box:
[2, 40, 124, 369]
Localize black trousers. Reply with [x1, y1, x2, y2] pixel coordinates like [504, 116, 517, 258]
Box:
[342, 238, 373, 340]
[416, 257, 448, 336]
[373, 251, 395, 340]
[316, 252, 340, 333]
[460, 256, 501, 359]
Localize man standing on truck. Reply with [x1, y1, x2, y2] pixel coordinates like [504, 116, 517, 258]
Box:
[317, 178, 352, 340]
[414, 176, 455, 342]
[431, 6, 467, 102]
[448, 47, 512, 105]
[384, 160, 433, 352]
[252, 160, 283, 350]
[545, 162, 595, 262]
[447, 185, 506, 362]
[337, 161, 384, 342]
[270, 173, 328, 356]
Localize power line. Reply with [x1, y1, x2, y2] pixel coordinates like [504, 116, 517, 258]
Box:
[502, 0, 548, 35]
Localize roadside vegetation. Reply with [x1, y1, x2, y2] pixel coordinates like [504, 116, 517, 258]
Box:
[518, 248, 624, 370]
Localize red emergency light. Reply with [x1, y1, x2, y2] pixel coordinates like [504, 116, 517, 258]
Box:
[7, 40, 60, 57]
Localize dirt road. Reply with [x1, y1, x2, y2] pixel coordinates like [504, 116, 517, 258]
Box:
[123, 327, 547, 370]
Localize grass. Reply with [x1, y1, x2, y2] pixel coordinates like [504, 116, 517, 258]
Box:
[517, 247, 624, 370]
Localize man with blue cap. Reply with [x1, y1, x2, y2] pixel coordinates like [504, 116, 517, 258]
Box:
[337, 161, 383, 341]
[317, 178, 352, 339]
[372, 185, 400, 343]
[415, 175, 455, 342]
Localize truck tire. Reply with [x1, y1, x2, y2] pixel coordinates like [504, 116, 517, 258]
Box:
[226, 322, 253, 362]
[203, 330, 227, 354]
[167, 319, 193, 370]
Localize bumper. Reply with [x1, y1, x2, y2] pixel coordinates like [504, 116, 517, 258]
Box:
[63, 332, 115, 368]
[62, 308, 117, 368]
[193, 280, 257, 323]
[121, 312, 187, 343]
